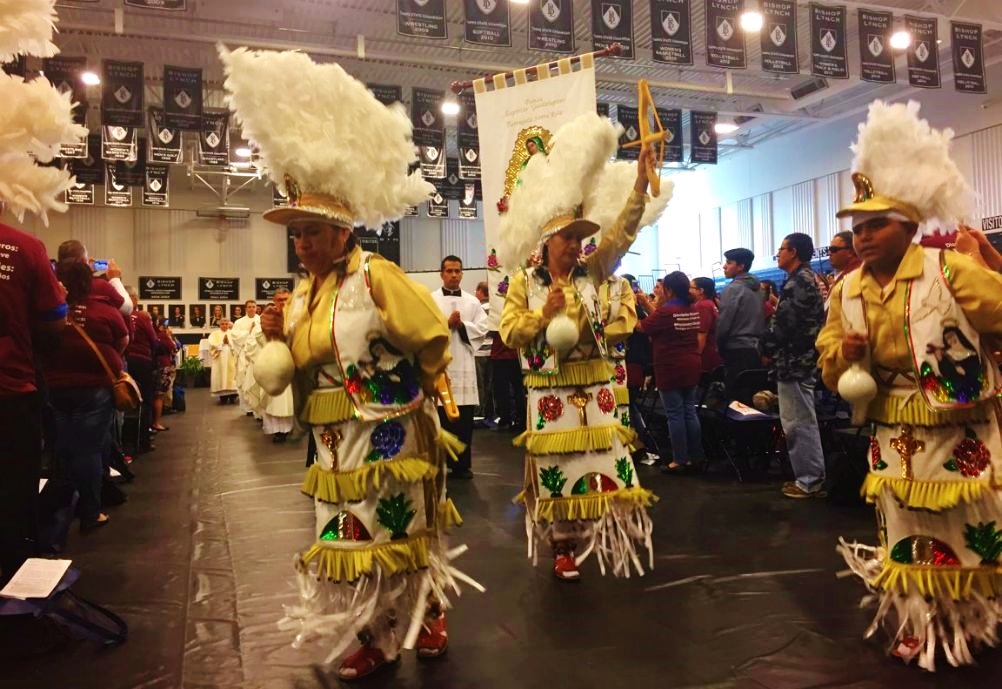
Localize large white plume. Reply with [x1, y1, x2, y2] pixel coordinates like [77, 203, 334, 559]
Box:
[585, 159, 673, 234]
[0, 156, 71, 224]
[850, 100, 971, 224]
[0, 0, 59, 62]
[497, 112, 621, 268]
[218, 46, 433, 227]
[0, 72, 88, 161]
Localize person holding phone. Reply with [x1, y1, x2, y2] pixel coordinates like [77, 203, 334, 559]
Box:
[57, 240, 132, 318]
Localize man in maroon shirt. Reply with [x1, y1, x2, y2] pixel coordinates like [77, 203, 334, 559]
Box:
[0, 221, 67, 585]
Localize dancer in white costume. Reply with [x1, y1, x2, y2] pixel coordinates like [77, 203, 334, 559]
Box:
[218, 45, 481, 681]
[818, 100, 1002, 670]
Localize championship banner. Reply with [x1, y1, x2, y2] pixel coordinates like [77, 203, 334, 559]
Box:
[459, 193, 478, 219]
[2, 55, 26, 76]
[952, 22, 986, 94]
[397, 0, 447, 39]
[143, 163, 169, 207]
[650, 0, 692, 65]
[591, 0, 634, 60]
[42, 56, 89, 156]
[529, 0, 575, 54]
[420, 141, 446, 179]
[464, 0, 511, 47]
[147, 108, 183, 164]
[457, 90, 481, 180]
[760, 0, 798, 74]
[124, 0, 186, 8]
[427, 191, 449, 218]
[906, 15, 941, 89]
[65, 183, 95, 205]
[404, 205, 419, 217]
[705, 0, 746, 70]
[658, 107, 683, 163]
[163, 65, 202, 130]
[273, 185, 289, 208]
[616, 105, 640, 160]
[114, 140, 145, 186]
[439, 158, 481, 201]
[597, 102, 611, 118]
[102, 126, 138, 161]
[368, 83, 403, 106]
[858, 9, 894, 84]
[105, 163, 134, 207]
[474, 53, 597, 327]
[101, 60, 144, 127]
[690, 111, 718, 165]
[412, 88, 446, 178]
[810, 3, 848, 79]
[199, 109, 231, 166]
[70, 137, 103, 185]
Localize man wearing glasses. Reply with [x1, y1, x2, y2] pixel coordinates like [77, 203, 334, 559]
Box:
[827, 231, 861, 289]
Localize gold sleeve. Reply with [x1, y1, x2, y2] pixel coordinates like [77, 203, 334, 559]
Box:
[499, 269, 548, 350]
[368, 255, 451, 393]
[588, 189, 648, 284]
[816, 279, 850, 392]
[944, 250, 1002, 336]
[603, 279, 638, 346]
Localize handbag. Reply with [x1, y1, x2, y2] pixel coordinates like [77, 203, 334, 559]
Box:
[71, 323, 143, 412]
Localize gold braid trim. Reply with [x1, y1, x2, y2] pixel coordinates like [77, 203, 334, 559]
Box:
[299, 535, 431, 583]
[867, 393, 992, 427]
[613, 385, 630, 407]
[523, 359, 614, 389]
[514, 424, 637, 455]
[302, 456, 438, 503]
[863, 474, 991, 512]
[534, 486, 658, 523]
[873, 559, 1002, 601]
[300, 388, 355, 425]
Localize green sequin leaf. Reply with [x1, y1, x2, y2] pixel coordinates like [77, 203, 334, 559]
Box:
[375, 493, 416, 540]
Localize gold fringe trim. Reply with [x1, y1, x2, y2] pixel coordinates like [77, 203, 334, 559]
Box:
[512, 489, 527, 506]
[514, 424, 637, 455]
[300, 388, 355, 425]
[862, 474, 989, 511]
[438, 498, 463, 529]
[535, 486, 658, 523]
[867, 393, 992, 427]
[300, 535, 430, 583]
[613, 385, 630, 406]
[524, 359, 614, 389]
[302, 456, 438, 503]
[873, 559, 1002, 600]
[437, 428, 465, 464]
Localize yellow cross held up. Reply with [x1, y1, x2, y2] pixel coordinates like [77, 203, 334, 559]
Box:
[620, 79, 667, 198]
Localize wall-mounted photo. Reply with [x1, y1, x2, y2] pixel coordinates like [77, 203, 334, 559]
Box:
[209, 304, 225, 328]
[189, 304, 206, 328]
[147, 304, 164, 323]
[168, 304, 185, 328]
[229, 303, 244, 322]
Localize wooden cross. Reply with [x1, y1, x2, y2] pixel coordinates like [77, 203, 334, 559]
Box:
[567, 388, 593, 427]
[889, 425, 925, 480]
[319, 426, 343, 470]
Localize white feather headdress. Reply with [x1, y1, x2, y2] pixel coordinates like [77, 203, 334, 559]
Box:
[585, 160, 673, 234]
[837, 100, 971, 226]
[496, 113, 621, 268]
[0, 0, 59, 62]
[218, 46, 433, 228]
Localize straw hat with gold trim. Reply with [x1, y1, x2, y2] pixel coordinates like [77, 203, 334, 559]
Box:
[218, 46, 433, 230]
[837, 100, 971, 229]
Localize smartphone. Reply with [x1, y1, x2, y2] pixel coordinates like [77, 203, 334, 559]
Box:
[92, 259, 109, 272]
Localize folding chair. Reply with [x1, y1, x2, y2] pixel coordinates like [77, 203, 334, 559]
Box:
[707, 369, 786, 481]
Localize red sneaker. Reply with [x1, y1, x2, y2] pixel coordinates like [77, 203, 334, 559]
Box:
[337, 644, 392, 681]
[415, 612, 448, 659]
[553, 553, 580, 581]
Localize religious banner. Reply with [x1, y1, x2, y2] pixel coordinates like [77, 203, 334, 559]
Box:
[459, 194, 478, 219]
[458, 90, 481, 179]
[199, 109, 230, 166]
[906, 15, 941, 89]
[705, 0, 746, 70]
[65, 183, 95, 205]
[147, 108, 183, 163]
[105, 163, 134, 207]
[690, 111, 718, 165]
[616, 105, 640, 160]
[760, 0, 798, 74]
[650, 0, 693, 65]
[658, 107, 683, 163]
[427, 191, 449, 218]
[198, 277, 240, 301]
[397, 0, 447, 39]
[952, 22, 986, 94]
[102, 126, 138, 161]
[858, 9, 894, 84]
[124, 0, 186, 8]
[139, 277, 182, 301]
[2, 55, 26, 76]
[529, 0, 575, 53]
[101, 60, 144, 127]
[464, 0, 511, 47]
[70, 137, 103, 184]
[368, 83, 402, 106]
[255, 278, 296, 301]
[143, 163, 169, 207]
[163, 65, 202, 130]
[810, 3, 848, 79]
[591, 0, 634, 60]
[114, 140, 145, 186]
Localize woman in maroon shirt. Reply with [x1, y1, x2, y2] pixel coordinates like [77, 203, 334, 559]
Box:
[690, 277, 724, 375]
[636, 272, 705, 473]
[45, 261, 129, 531]
[125, 287, 158, 452]
[151, 318, 177, 432]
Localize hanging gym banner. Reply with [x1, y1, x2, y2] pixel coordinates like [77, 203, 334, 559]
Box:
[690, 111, 718, 165]
[858, 9, 894, 84]
[810, 3, 848, 79]
[659, 107, 683, 163]
[114, 140, 146, 186]
[2, 55, 26, 76]
[529, 0, 575, 53]
[412, 88, 446, 178]
[427, 191, 449, 218]
[105, 163, 134, 207]
[65, 183, 95, 205]
[143, 163, 170, 207]
[906, 15, 941, 89]
[597, 102, 611, 118]
[147, 108, 183, 164]
[464, 0, 511, 47]
[163, 65, 202, 130]
[952, 22, 986, 94]
[43, 56, 89, 156]
[457, 90, 481, 180]
[705, 0, 746, 70]
[124, 0, 186, 8]
[368, 83, 403, 106]
[591, 0, 634, 59]
[459, 191, 478, 219]
[616, 105, 640, 161]
[397, 0, 447, 39]
[70, 137, 104, 185]
[760, 0, 798, 75]
[102, 126, 138, 161]
[198, 109, 230, 166]
[101, 60, 144, 127]
[650, 0, 692, 65]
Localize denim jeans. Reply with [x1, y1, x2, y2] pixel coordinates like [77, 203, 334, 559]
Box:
[658, 387, 704, 465]
[777, 376, 825, 492]
[49, 387, 113, 524]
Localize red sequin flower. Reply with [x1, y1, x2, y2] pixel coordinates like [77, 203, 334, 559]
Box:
[537, 395, 564, 422]
[614, 364, 626, 385]
[953, 435, 991, 478]
[597, 387, 616, 414]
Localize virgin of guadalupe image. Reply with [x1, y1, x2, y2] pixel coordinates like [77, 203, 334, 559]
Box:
[495, 126, 552, 214]
[922, 323, 984, 403]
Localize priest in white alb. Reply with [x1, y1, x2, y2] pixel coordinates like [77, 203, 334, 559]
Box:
[207, 318, 238, 404]
[230, 300, 261, 416]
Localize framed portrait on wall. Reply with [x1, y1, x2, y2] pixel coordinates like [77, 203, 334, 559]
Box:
[168, 304, 186, 328]
[230, 303, 244, 322]
[189, 304, 206, 328]
[209, 304, 225, 328]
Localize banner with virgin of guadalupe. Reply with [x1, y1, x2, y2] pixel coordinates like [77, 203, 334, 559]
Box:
[473, 54, 597, 328]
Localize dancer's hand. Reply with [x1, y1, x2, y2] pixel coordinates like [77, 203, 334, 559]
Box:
[260, 306, 284, 341]
[542, 285, 566, 319]
[842, 331, 868, 362]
